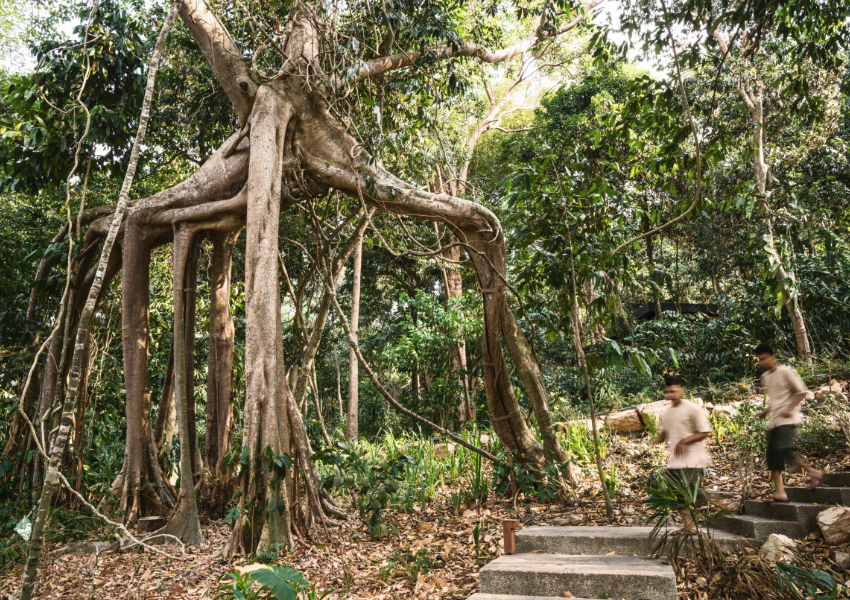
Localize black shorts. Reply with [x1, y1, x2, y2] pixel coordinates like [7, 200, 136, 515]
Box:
[665, 468, 708, 505]
[766, 425, 798, 472]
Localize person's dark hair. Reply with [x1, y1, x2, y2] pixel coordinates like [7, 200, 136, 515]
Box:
[664, 375, 684, 388]
[754, 343, 775, 356]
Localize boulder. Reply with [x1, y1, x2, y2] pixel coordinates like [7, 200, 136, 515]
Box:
[815, 382, 845, 400]
[834, 550, 850, 571]
[818, 506, 850, 545]
[603, 408, 644, 434]
[433, 443, 456, 460]
[758, 533, 797, 564]
[637, 400, 671, 430]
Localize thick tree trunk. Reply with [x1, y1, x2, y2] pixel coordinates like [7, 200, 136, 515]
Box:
[163, 225, 204, 544]
[225, 84, 293, 555]
[346, 233, 363, 441]
[117, 220, 168, 523]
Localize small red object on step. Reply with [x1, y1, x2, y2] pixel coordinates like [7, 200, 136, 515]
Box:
[503, 519, 519, 554]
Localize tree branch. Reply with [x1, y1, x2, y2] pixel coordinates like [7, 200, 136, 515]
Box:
[331, 0, 603, 89]
[176, 0, 257, 125]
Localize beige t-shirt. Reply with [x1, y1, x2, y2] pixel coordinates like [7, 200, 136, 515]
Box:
[762, 364, 807, 429]
[661, 400, 712, 469]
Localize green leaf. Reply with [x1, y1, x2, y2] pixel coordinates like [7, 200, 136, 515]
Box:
[247, 565, 307, 600]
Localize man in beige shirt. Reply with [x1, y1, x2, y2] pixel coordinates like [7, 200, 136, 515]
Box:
[653, 376, 712, 531]
[755, 343, 822, 501]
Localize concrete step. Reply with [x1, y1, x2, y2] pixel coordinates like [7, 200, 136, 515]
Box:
[479, 553, 677, 600]
[743, 500, 825, 530]
[785, 486, 850, 504]
[715, 514, 806, 541]
[822, 472, 850, 487]
[516, 525, 750, 556]
[468, 595, 593, 600]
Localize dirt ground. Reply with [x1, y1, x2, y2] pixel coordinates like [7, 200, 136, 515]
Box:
[2, 435, 848, 600]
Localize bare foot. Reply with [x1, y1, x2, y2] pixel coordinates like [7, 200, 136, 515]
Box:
[809, 470, 823, 490]
[764, 495, 789, 503]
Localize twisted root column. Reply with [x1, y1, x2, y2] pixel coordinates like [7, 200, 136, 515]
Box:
[115, 133, 250, 524]
[225, 85, 293, 555]
[163, 223, 204, 544]
[118, 215, 169, 523]
[164, 216, 241, 543]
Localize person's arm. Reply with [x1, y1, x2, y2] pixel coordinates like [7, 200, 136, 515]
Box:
[780, 391, 808, 418]
[780, 369, 808, 418]
[675, 431, 710, 457]
[757, 379, 770, 419]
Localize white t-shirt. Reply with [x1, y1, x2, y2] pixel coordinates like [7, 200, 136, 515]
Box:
[761, 364, 807, 429]
[660, 400, 712, 469]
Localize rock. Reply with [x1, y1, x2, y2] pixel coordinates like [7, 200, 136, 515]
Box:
[818, 506, 850, 545]
[137, 516, 167, 533]
[637, 400, 671, 430]
[758, 534, 797, 564]
[480, 434, 492, 445]
[433, 443, 456, 459]
[834, 551, 850, 571]
[604, 408, 643, 434]
[711, 404, 737, 419]
[565, 462, 582, 484]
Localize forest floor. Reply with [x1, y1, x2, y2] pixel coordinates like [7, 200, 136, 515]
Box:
[1, 430, 848, 599]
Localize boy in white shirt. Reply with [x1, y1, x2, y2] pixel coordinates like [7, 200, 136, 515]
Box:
[653, 376, 712, 532]
[754, 343, 822, 501]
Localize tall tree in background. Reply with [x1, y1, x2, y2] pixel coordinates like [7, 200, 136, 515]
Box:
[347, 231, 363, 441]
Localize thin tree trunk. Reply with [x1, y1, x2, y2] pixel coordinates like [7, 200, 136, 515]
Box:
[738, 80, 812, 364]
[346, 232, 363, 441]
[644, 215, 663, 319]
[333, 344, 343, 420]
[310, 367, 332, 446]
[436, 225, 473, 424]
[205, 230, 238, 477]
[566, 228, 613, 519]
[153, 341, 175, 451]
[182, 240, 203, 479]
[19, 10, 177, 597]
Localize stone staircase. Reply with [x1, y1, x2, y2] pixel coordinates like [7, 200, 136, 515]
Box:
[469, 472, 850, 600]
[716, 472, 850, 542]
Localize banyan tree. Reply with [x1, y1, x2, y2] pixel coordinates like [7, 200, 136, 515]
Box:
[9, 0, 601, 558]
